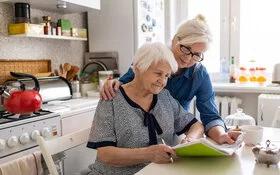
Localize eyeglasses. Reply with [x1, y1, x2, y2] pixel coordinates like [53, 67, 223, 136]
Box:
[180, 45, 204, 62]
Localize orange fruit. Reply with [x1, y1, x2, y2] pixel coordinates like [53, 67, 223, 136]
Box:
[250, 76, 257, 82]
[257, 76, 266, 82]
[239, 76, 248, 82]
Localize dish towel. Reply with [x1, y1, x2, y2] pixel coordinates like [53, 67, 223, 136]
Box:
[0, 151, 43, 175]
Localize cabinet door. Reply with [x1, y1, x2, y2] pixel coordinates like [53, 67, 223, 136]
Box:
[64, 0, 100, 10]
[61, 110, 95, 135]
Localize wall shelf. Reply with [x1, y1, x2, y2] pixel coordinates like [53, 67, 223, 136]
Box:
[1, 0, 100, 14]
[9, 34, 87, 41]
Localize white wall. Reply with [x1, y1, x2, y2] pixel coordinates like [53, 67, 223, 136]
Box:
[87, 0, 135, 75]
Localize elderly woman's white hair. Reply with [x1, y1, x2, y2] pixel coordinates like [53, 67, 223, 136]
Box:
[174, 14, 212, 48]
[132, 42, 178, 73]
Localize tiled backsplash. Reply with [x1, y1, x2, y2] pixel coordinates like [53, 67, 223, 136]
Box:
[0, 3, 88, 76]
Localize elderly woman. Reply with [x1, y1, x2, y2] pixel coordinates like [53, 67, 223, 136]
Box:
[100, 14, 241, 145]
[87, 42, 204, 174]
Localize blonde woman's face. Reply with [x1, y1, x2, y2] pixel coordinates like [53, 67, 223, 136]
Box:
[171, 42, 207, 69]
[136, 60, 171, 94]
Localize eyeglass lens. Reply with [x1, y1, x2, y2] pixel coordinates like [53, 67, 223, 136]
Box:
[180, 45, 203, 62]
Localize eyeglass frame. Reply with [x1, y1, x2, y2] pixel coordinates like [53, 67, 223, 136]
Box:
[179, 45, 204, 62]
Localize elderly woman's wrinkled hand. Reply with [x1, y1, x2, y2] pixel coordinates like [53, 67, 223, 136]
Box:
[148, 144, 176, 164]
[180, 137, 196, 144]
[217, 131, 242, 145]
[99, 79, 121, 100]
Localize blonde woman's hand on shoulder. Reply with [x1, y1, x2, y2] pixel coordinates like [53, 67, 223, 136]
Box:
[100, 79, 121, 100]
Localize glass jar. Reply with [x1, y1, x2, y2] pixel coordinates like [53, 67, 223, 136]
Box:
[71, 80, 81, 98]
[257, 67, 267, 84]
[249, 67, 257, 82]
[42, 16, 52, 35]
[237, 67, 249, 83]
[14, 3, 31, 23]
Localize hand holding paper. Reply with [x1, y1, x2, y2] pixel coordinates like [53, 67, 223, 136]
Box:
[173, 133, 244, 156]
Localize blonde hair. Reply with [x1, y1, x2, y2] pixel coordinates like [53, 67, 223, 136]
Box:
[174, 14, 212, 47]
[132, 42, 178, 73]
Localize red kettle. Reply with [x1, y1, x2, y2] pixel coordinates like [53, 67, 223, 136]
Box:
[0, 72, 42, 114]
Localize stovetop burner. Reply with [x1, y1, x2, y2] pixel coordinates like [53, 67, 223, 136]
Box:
[0, 109, 52, 124]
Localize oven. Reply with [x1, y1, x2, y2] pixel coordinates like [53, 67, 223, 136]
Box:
[0, 110, 61, 165]
[0, 75, 99, 174]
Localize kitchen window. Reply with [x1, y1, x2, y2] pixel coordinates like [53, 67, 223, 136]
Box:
[171, 0, 278, 78]
[239, 0, 280, 73]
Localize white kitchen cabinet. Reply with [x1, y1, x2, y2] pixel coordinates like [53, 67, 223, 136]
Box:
[64, 0, 100, 10]
[1, 0, 100, 13]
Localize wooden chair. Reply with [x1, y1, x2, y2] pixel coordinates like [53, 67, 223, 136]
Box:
[37, 128, 91, 175]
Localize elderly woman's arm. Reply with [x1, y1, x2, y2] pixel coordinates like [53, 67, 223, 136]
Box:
[181, 121, 204, 143]
[97, 144, 176, 167]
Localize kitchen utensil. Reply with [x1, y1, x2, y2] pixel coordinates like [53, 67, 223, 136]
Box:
[66, 66, 80, 81]
[272, 63, 280, 84]
[54, 69, 59, 76]
[0, 72, 42, 114]
[252, 140, 280, 167]
[60, 64, 67, 78]
[64, 63, 72, 72]
[224, 108, 256, 127]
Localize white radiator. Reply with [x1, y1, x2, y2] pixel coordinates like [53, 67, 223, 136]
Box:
[190, 96, 242, 119]
[258, 94, 280, 127]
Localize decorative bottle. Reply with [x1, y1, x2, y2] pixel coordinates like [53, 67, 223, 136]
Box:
[229, 56, 237, 83]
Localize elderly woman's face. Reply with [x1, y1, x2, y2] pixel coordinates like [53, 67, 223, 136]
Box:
[171, 42, 207, 69]
[136, 60, 171, 94]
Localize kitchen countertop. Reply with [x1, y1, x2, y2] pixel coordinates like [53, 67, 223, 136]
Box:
[137, 127, 280, 175]
[42, 96, 100, 117]
[213, 82, 280, 93]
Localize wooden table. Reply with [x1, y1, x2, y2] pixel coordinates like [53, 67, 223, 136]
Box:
[136, 127, 280, 175]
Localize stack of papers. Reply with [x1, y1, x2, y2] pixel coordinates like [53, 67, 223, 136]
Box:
[173, 133, 244, 156]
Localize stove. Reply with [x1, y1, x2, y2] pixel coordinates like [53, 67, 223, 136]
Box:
[0, 110, 52, 124]
[0, 110, 61, 160]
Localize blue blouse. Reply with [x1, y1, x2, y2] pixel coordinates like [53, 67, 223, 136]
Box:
[119, 63, 226, 133]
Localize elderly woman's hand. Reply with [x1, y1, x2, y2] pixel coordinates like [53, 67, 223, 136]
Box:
[180, 137, 196, 144]
[147, 144, 176, 164]
[100, 79, 121, 100]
